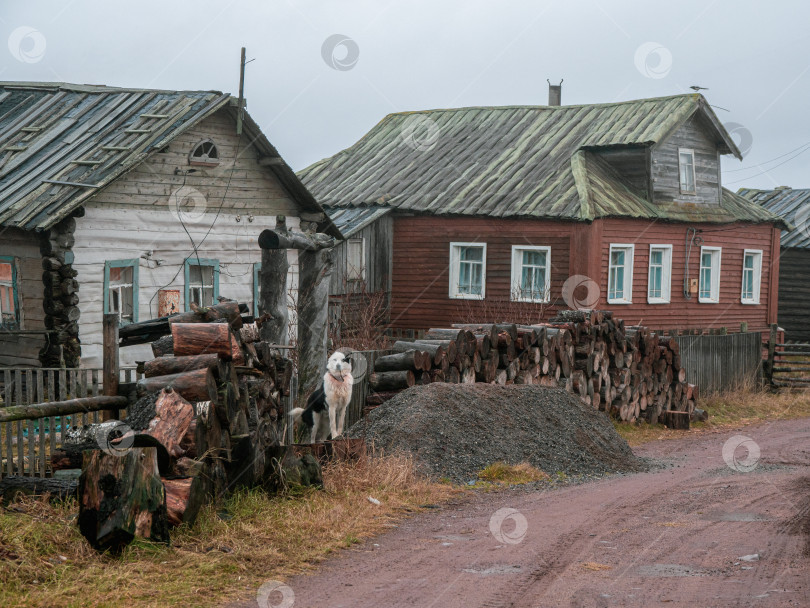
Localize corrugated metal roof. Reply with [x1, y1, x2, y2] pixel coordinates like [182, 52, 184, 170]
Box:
[326, 206, 392, 237]
[739, 187, 807, 248]
[298, 94, 782, 227]
[0, 81, 339, 236]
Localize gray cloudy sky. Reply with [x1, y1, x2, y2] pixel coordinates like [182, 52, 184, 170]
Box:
[2, 0, 809, 189]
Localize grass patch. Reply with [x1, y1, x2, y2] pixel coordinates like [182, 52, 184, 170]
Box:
[614, 387, 810, 446]
[476, 462, 550, 486]
[0, 453, 457, 608]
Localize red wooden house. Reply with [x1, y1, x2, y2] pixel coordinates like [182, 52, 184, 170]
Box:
[299, 93, 787, 334]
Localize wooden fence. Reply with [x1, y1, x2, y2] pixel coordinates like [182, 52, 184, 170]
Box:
[764, 324, 810, 388]
[0, 367, 141, 478]
[674, 332, 762, 395]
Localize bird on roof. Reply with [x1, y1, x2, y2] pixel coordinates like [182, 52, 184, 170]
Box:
[690, 86, 709, 92]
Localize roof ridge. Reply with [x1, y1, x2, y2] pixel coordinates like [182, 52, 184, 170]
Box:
[379, 93, 700, 118]
[0, 81, 227, 96]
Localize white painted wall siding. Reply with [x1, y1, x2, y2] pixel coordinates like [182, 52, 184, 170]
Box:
[74, 205, 299, 367]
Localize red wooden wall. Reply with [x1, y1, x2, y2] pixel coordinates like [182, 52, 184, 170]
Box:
[389, 215, 779, 333]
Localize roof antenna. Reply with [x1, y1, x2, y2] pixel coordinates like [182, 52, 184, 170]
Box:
[236, 47, 246, 135]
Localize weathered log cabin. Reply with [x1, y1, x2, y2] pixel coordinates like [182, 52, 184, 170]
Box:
[299, 91, 787, 335]
[739, 186, 807, 341]
[0, 82, 337, 368]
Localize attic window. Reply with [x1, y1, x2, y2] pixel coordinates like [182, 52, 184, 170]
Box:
[189, 139, 220, 167]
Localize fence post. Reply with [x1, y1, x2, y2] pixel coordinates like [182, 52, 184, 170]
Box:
[765, 323, 778, 387]
[102, 313, 120, 421]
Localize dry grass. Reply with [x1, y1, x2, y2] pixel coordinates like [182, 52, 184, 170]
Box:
[581, 561, 612, 571]
[614, 386, 810, 446]
[0, 453, 457, 608]
[476, 462, 550, 485]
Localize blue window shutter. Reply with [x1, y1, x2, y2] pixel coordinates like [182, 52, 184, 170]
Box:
[212, 259, 220, 302]
[253, 262, 262, 315]
[0, 255, 21, 329]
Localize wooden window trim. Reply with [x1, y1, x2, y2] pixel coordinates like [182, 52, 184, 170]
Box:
[103, 259, 139, 326]
[647, 244, 673, 304]
[741, 249, 763, 305]
[510, 245, 551, 303]
[188, 139, 220, 167]
[449, 242, 486, 300]
[678, 148, 696, 194]
[184, 258, 220, 311]
[698, 246, 722, 303]
[0, 255, 20, 330]
[607, 244, 634, 305]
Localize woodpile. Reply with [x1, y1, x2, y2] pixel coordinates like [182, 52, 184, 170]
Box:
[369, 310, 700, 428]
[66, 301, 296, 549]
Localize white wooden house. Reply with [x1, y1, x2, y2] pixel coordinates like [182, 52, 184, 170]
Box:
[0, 82, 338, 368]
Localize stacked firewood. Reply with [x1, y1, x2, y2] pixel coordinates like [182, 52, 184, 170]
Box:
[368, 310, 699, 427]
[62, 302, 295, 550]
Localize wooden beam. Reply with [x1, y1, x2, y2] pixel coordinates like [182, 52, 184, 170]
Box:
[259, 216, 289, 344]
[0, 396, 129, 423]
[102, 313, 120, 421]
[258, 228, 336, 251]
[258, 156, 284, 166]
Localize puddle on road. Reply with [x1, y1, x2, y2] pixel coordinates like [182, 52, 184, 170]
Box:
[636, 564, 707, 577]
[701, 511, 770, 522]
[462, 564, 523, 576]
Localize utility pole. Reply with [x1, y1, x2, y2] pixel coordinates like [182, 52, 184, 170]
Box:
[236, 46, 246, 135]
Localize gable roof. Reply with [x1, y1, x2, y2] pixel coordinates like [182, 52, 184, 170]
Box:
[739, 187, 806, 248]
[299, 94, 782, 227]
[0, 81, 338, 235]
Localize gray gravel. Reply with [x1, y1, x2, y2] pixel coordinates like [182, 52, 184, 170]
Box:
[347, 384, 646, 483]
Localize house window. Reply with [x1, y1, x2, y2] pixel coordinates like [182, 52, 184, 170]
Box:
[608, 245, 634, 304]
[741, 249, 763, 304]
[0, 257, 19, 329]
[253, 262, 262, 315]
[185, 259, 219, 310]
[699, 247, 721, 303]
[346, 238, 365, 281]
[104, 260, 138, 325]
[449, 242, 486, 299]
[511, 246, 551, 302]
[679, 148, 696, 194]
[188, 139, 220, 167]
[647, 245, 672, 304]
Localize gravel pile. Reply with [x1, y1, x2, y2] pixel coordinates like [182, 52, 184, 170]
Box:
[347, 384, 645, 482]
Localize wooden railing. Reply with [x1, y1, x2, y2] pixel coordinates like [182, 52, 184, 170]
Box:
[0, 367, 141, 478]
[765, 324, 810, 388]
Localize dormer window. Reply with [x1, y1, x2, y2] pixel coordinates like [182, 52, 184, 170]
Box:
[189, 139, 220, 167]
[678, 148, 696, 194]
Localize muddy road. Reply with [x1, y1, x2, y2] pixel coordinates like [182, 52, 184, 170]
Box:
[241, 418, 810, 607]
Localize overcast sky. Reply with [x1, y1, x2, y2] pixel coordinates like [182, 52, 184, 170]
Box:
[2, 0, 809, 189]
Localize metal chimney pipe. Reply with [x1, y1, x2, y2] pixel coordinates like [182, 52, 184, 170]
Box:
[547, 79, 563, 106]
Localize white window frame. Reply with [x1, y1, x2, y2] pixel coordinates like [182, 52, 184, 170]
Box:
[510, 245, 551, 303]
[741, 249, 763, 305]
[647, 244, 673, 304]
[698, 246, 722, 303]
[346, 237, 365, 281]
[607, 244, 634, 304]
[449, 242, 486, 300]
[678, 148, 696, 194]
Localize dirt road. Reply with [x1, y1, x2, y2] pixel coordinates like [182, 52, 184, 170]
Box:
[241, 418, 810, 607]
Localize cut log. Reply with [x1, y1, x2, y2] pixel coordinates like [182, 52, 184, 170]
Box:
[170, 323, 233, 357]
[143, 354, 219, 378]
[370, 370, 415, 392]
[0, 477, 78, 503]
[151, 335, 174, 358]
[162, 476, 206, 527]
[374, 350, 423, 372]
[662, 410, 690, 430]
[78, 447, 169, 552]
[136, 367, 218, 403]
[141, 388, 196, 459]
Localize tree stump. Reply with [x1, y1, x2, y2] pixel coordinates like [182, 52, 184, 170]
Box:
[78, 447, 170, 552]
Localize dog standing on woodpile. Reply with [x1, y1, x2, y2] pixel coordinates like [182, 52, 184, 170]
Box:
[289, 351, 354, 443]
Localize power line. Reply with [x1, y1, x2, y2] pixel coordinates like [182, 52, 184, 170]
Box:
[725, 143, 810, 185]
[724, 141, 810, 173]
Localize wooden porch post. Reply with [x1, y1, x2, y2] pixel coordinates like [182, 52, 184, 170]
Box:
[102, 313, 119, 421]
[258, 215, 290, 345]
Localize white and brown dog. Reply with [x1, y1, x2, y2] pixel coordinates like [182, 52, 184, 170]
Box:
[289, 351, 354, 443]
